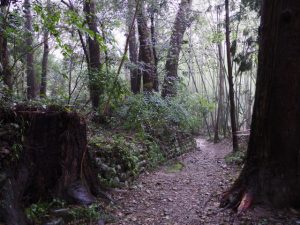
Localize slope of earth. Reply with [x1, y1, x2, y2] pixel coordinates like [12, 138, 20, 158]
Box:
[107, 138, 298, 225]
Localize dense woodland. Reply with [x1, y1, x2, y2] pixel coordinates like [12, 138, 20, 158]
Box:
[0, 0, 300, 224]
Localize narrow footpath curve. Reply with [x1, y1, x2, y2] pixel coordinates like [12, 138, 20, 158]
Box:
[108, 138, 296, 225]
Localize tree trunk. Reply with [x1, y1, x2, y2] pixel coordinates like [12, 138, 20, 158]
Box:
[0, 106, 100, 225]
[127, 0, 140, 94]
[84, 0, 101, 109]
[245, 72, 252, 129]
[137, 2, 155, 93]
[221, 0, 300, 210]
[161, 0, 192, 98]
[0, 0, 13, 90]
[214, 6, 225, 143]
[214, 42, 225, 143]
[40, 25, 49, 97]
[150, 8, 159, 92]
[24, 0, 37, 100]
[225, 0, 239, 151]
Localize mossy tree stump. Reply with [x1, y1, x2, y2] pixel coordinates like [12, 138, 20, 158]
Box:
[0, 106, 100, 225]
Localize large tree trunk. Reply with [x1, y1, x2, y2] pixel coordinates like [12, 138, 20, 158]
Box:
[84, 0, 102, 109]
[161, 0, 192, 98]
[137, 2, 155, 93]
[127, 0, 140, 94]
[221, 0, 300, 210]
[0, 106, 100, 225]
[0, 0, 13, 90]
[24, 0, 37, 100]
[225, 0, 239, 152]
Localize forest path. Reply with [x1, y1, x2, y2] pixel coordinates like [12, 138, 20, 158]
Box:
[108, 138, 236, 225]
[107, 138, 295, 225]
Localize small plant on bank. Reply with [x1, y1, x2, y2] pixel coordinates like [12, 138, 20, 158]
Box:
[225, 150, 246, 165]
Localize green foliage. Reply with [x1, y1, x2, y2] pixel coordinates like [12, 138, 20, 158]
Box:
[113, 92, 212, 135]
[25, 199, 109, 224]
[89, 134, 140, 187]
[225, 150, 246, 165]
[25, 202, 50, 223]
[25, 199, 66, 223]
[96, 69, 130, 111]
[241, 0, 261, 12]
[0, 113, 26, 167]
[88, 126, 168, 188]
[68, 204, 100, 221]
[211, 31, 224, 44]
[33, 3, 61, 36]
[11, 143, 22, 161]
[142, 136, 165, 168]
[87, 92, 209, 188]
[65, 10, 106, 50]
[181, 93, 215, 133]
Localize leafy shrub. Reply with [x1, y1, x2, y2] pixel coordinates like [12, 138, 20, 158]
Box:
[25, 199, 66, 223]
[225, 150, 246, 165]
[89, 134, 141, 187]
[112, 92, 213, 135]
[25, 199, 110, 224]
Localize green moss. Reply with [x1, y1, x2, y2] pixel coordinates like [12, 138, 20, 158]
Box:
[166, 161, 185, 173]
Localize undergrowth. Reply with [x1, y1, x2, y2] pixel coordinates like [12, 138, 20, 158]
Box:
[25, 199, 114, 224]
[89, 92, 214, 188]
[225, 139, 248, 165]
[225, 150, 246, 165]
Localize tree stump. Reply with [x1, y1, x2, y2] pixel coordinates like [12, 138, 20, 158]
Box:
[0, 106, 100, 225]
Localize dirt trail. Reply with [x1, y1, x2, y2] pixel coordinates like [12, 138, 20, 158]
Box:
[108, 138, 297, 225]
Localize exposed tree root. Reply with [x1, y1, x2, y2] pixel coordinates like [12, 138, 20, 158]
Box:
[220, 184, 245, 209]
[237, 191, 254, 214]
[219, 175, 255, 213]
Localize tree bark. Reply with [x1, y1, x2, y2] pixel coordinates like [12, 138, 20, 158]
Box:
[245, 72, 252, 129]
[161, 0, 192, 98]
[84, 0, 102, 109]
[150, 8, 159, 92]
[24, 0, 37, 100]
[225, 0, 239, 151]
[221, 0, 300, 210]
[214, 6, 225, 143]
[127, 0, 140, 94]
[40, 18, 49, 97]
[0, 0, 13, 90]
[137, 2, 155, 93]
[214, 43, 225, 143]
